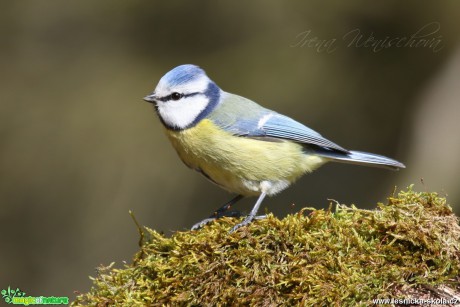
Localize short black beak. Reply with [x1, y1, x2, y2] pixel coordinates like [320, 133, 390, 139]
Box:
[143, 93, 157, 104]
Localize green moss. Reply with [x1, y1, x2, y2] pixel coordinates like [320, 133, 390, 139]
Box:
[72, 187, 460, 306]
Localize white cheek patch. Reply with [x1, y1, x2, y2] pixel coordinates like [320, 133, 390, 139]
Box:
[158, 95, 209, 129]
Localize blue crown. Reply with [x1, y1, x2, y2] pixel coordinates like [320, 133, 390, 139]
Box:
[161, 64, 206, 87]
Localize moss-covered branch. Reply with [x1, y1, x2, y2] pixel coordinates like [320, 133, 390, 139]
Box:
[72, 187, 460, 306]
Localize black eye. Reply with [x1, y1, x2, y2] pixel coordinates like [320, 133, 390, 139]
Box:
[171, 92, 183, 101]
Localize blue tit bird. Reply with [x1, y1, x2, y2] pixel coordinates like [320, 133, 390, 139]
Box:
[143, 64, 405, 233]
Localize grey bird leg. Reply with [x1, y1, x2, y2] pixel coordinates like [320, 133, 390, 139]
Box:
[229, 192, 267, 233]
[191, 195, 244, 230]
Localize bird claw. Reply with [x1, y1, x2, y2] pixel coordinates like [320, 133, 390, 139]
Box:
[191, 214, 267, 232]
[191, 218, 216, 230]
[191, 209, 243, 230]
[228, 214, 267, 233]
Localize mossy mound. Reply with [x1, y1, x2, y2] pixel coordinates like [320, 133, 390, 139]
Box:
[72, 188, 460, 306]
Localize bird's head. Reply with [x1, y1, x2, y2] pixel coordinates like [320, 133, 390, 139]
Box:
[144, 64, 221, 130]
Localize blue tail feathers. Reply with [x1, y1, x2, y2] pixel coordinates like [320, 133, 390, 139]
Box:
[316, 149, 405, 170]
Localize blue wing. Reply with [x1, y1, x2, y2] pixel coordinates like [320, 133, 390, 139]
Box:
[209, 93, 347, 152]
[260, 114, 347, 152]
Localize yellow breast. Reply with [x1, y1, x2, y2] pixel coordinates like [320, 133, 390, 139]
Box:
[164, 119, 326, 196]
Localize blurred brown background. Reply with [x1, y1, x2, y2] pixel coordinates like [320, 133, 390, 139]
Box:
[1, 0, 459, 301]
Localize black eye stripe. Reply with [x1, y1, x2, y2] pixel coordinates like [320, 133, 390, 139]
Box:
[157, 92, 200, 102]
